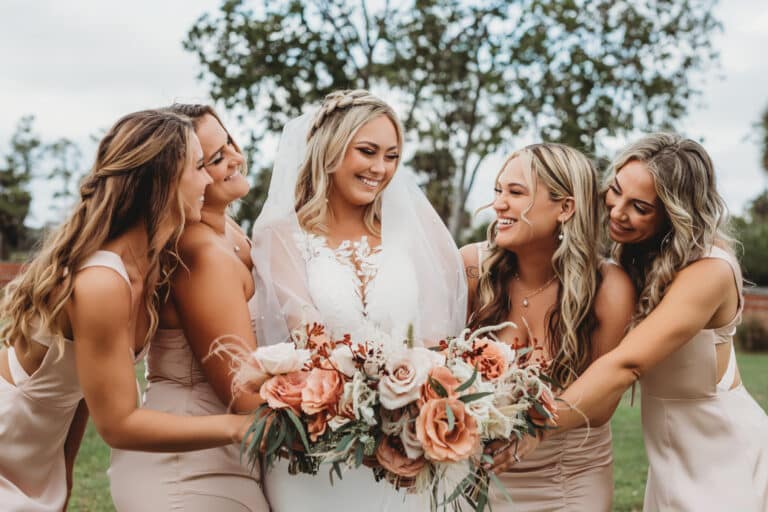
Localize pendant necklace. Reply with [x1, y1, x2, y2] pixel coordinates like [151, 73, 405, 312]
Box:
[515, 274, 557, 308]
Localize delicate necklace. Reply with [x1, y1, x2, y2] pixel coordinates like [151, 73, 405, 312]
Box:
[515, 274, 557, 308]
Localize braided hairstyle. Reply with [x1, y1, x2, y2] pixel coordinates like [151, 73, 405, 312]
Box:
[0, 109, 194, 355]
[295, 89, 404, 235]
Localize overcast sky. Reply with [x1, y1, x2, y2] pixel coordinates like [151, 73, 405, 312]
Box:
[2, 0, 767, 227]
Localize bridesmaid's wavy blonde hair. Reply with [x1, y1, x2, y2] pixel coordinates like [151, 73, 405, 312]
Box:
[469, 143, 602, 388]
[0, 109, 194, 355]
[294, 89, 403, 236]
[607, 133, 735, 325]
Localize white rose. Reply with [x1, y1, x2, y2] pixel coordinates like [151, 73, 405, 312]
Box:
[399, 415, 424, 459]
[378, 348, 435, 409]
[252, 343, 310, 375]
[330, 346, 357, 377]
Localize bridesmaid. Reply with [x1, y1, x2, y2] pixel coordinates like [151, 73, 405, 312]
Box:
[0, 109, 253, 512]
[109, 105, 268, 511]
[509, 133, 768, 511]
[461, 143, 635, 511]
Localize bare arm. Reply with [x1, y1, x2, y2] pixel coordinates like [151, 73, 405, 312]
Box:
[459, 243, 482, 320]
[172, 243, 263, 414]
[552, 257, 737, 432]
[574, 262, 636, 426]
[70, 268, 248, 451]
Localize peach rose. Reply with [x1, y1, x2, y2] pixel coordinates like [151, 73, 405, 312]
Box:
[307, 412, 328, 442]
[419, 366, 461, 406]
[259, 371, 309, 415]
[416, 398, 480, 462]
[301, 368, 344, 415]
[465, 338, 509, 380]
[375, 435, 426, 479]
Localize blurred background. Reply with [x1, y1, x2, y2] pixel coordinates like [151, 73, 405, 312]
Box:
[1, 1, 767, 510]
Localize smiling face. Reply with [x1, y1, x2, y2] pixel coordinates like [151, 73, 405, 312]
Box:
[327, 114, 400, 209]
[195, 113, 249, 207]
[177, 132, 213, 222]
[605, 159, 668, 244]
[492, 155, 566, 251]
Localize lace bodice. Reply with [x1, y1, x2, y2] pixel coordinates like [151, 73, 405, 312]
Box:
[295, 231, 418, 343]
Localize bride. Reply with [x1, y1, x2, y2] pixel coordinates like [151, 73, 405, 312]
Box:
[250, 89, 467, 511]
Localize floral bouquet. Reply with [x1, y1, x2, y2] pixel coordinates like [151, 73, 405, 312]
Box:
[223, 322, 557, 511]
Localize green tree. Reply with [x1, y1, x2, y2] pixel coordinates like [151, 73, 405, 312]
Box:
[0, 116, 42, 260]
[186, 0, 720, 237]
[46, 137, 84, 215]
[734, 191, 768, 286]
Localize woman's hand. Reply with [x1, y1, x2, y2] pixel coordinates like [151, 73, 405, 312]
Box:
[483, 432, 542, 473]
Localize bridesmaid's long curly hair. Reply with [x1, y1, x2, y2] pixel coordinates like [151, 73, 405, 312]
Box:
[0, 109, 194, 355]
[607, 133, 735, 325]
[469, 143, 602, 388]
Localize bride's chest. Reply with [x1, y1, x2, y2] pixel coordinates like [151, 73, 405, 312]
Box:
[296, 233, 417, 325]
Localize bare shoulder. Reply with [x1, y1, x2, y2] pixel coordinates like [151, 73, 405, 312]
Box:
[678, 255, 733, 283]
[69, 267, 132, 327]
[459, 243, 482, 279]
[595, 261, 635, 318]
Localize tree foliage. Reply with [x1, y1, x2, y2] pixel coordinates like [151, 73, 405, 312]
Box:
[734, 191, 768, 286]
[186, 0, 720, 236]
[0, 116, 41, 259]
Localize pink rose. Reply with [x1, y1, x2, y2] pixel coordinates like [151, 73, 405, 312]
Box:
[301, 368, 344, 415]
[379, 348, 436, 409]
[259, 371, 309, 415]
[416, 398, 480, 462]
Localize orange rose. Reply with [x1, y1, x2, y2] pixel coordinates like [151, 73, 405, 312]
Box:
[375, 435, 426, 479]
[260, 371, 309, 415]
[416, 398, 480, 462]
[301, 368, 344, 415]
[419, 366, 461, 406]
[465, 339, 509, 380]
[307, 412, 329, 442]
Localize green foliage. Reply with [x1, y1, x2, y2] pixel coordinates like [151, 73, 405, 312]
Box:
[0, 116, 41, 259]
[733, 190, 768, 286]
[761, 106, 768, 172]
[185, 0, 721, 237]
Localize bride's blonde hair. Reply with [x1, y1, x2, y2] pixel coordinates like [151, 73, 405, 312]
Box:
[607, 133, 735, 324]
[294, 89, 403, 235]
[0, 109, 194, 355]
[469, 143, 602, 388]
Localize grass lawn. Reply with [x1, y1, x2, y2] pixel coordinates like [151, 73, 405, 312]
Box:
[69, 353, 768, 511]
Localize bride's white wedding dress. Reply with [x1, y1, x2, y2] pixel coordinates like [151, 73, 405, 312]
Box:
[260, 230, 428, 512]
[250, 111, 466, 512]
